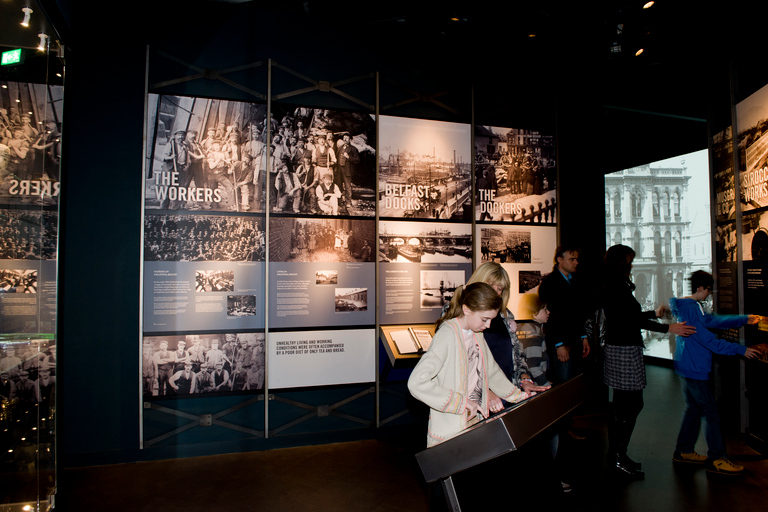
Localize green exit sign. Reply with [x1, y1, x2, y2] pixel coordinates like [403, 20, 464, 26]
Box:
[1, 49, 24, 66]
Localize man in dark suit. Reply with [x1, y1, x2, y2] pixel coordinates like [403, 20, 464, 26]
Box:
[538, 245, 591, 384]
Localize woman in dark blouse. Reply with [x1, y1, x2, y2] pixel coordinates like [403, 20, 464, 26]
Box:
[601, 244, 694, 478]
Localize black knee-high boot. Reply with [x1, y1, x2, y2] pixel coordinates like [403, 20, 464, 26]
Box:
[607, 414, 644, 478]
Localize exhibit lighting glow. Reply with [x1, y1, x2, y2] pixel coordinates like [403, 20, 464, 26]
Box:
[635, 48, 644, 56]
[528, 33, 536, 38]
[38, 33, 48, 51]
[450, 17, 459, 21]
[643, 1, 654, 8]
[21, 7, 33, 27]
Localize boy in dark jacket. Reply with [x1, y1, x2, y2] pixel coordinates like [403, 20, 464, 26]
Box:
[669, 270, 760, 475]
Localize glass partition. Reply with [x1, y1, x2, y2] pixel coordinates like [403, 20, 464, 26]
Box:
[604, 149, 711, 359]
[1, 1, 64, 509]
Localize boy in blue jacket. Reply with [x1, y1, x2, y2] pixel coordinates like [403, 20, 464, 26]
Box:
[669, 270, 760, 475]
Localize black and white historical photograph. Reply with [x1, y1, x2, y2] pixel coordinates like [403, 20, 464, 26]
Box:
[0, 81, 62, 206]
[379, 220, 472, 263]
[420, 270, 464, 309]
[196, 270, 234, 292]
[316, 270, 338, 285]
[0, 209, 58, 260]
[269, 105, 376, 217]
[334, 288, 368, 312]
[0, 269, 37, 293]
[741, 210, 768, 261]
[269, 217, 375, 263]
[142, 332, 265, 399]
[227, 295, 256, 316]
[144, 214, 265, 262]
[712, 127, 735, 223]
[480, 227, 531, 264]
[379, 116, 472, 219]
[145, 94, 268, 213]
[474, 125, 556, 224]
[716, 221, 738, 263]
[737, 83, 768, 213]
[518, 270, 543, 294]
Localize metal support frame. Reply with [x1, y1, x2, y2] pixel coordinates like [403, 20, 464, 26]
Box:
[269, 387, 374, 436]
[150, 50, 266, 100]
[271, 61, 375, 110]
[381, 77, 460, 116]
[378, 386, 411, 426]
[143, 396, 265, 447]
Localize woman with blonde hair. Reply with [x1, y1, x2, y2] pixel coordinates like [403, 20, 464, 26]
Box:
[461, 262, 550, 398]
[409, 282, 529, 447]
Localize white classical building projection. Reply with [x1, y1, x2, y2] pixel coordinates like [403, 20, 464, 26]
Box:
[604, 150, 711, 359]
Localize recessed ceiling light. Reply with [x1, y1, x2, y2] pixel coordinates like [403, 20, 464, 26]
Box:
[635, 48, 644, 56]
[450, 17, 459, 22]
[643, 1, 654, 8]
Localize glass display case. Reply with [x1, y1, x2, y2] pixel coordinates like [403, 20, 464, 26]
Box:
[1, 1, 64, 509]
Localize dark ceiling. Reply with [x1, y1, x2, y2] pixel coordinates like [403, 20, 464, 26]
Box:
[3, 0, 766, 172]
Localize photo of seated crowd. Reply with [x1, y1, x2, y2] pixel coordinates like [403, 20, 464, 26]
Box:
[145, 95, 375, 216]
[269, 217, 375, 263]
[0, 342, 57, 451]
[0, 83, 63, 206]
[0, 210, 58, 260]
[142, 333, 265, 398]
[144, 214, 265, 262]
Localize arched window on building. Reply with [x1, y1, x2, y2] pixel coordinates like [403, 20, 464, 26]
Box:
[634, 230, 642, 256]
[631, 191, 641, 218]
[676, 272, 684, 296]
[606, 232, 611, 249]
[654, 231, 661, 258]
[634, 273, 648, 306]
[664, 231, 672, 261]
[605, 192, 610, 219]
[664, 191, 671, 219]
[614, 231, 622, 246]
[674, 190, 681, 218]
[653, 190, 660, 220]
[614, 191, 622, 219]
[675, 230, 682, 258]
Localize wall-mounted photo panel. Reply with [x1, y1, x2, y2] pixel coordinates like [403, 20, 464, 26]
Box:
[474, 126, 556, 224]
[712, 127, 735, 223]
[716, 221, 738, 263]
[736, 83, 768, 214]
[268, 217, 375, 329]
[476, 224, 557, 319]
[743, 261, 768, 346]
[143, 214, 265, 332]
[379, 220, 472, 324]
[0, 209, 58, 333]
[268, 105, 376, 217]
[0, 82, 62, 207]
[742, 209, 768, 261]
[142, 332, 265, 400]
[268, 329, 375, 389]
[145, 94, 267, 213]
[379, 116, 472, 220]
